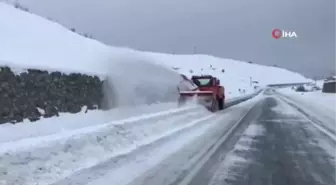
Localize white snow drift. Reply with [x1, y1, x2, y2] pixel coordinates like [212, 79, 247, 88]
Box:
[277, 88, 336, 134]
[0, 105, 213, 185]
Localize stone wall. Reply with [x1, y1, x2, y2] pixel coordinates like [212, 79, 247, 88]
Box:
[0, 66, 104, 124]
[322, 81, 336, 93]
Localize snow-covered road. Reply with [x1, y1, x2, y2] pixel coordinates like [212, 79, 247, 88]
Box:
[51, 95, 262, 185]
[276, 89, 336, 138]
[180, 91, 335, 185]
[0, 93, 261, 185]
[1, 89, 335, 185]
[50, 90, 336, 185]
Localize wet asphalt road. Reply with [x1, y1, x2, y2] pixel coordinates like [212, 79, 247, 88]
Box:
[186, 95, 336, 185]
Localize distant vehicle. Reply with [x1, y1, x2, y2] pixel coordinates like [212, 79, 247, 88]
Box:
[295, 85, 306, 92]
[178, 75, 225, 112]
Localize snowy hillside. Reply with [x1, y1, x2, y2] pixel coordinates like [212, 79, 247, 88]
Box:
[0, 2, 310, 100]
[0, 2, 111, 76]
[145, 53, 311, 95]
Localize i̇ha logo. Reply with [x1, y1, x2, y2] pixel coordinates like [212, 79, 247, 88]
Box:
[272, 29, 298, 39]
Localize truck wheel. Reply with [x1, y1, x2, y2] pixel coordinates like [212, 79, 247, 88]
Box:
[218, 98, 224, 110]
[178, 96, 186, 107]
[210, 98, 218, 112]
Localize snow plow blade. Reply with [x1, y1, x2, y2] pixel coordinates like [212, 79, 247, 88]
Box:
[178, 90, 216, 111]
[179, 90, 214, 96]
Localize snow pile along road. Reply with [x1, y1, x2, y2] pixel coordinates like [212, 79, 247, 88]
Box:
[277, 88, 336, 120]
[66, 96, 263, 185]
[0, 91, 261, 185]
[0, 102, 188, 143]
[276, 88, 336, 136]
[0, 105, 213, 185]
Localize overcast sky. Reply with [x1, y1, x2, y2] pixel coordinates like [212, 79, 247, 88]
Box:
[8, 0, 336, 78]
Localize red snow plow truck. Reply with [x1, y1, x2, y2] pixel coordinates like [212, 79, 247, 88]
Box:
[178, 75, 225, 112]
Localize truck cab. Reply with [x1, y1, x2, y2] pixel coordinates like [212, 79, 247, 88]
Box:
[191, 75, 225, 99]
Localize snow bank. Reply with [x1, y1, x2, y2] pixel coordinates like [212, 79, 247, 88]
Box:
[0, 89, 259, 143]
[277, 89, 336, 134]
[271, 96, 304, 116]
[0, 93, 263, 185]
[80, 98, 262, 185]
[278, 88, 336, 114]
[0, 102, 186, 143]
[0, 106, 211, 185]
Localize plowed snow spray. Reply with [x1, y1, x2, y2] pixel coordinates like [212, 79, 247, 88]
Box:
[272, 29, 298, 39]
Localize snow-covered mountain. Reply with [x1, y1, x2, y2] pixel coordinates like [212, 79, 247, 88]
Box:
[145, 52, 311, 95]
[0, 2, 311, 100]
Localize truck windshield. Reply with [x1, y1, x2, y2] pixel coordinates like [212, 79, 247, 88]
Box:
[193, 78, 212, 87]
